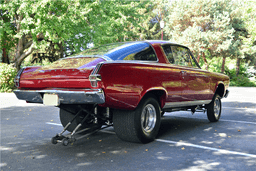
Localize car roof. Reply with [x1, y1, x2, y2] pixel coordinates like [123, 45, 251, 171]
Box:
[141, 40, 187, 48]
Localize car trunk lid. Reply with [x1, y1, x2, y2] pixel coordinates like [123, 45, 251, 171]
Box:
[19, 57, 106, 88]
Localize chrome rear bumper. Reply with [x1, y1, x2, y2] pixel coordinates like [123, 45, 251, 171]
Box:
[13, 89, 105, 105]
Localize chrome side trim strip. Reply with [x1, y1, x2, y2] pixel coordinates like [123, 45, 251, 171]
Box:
[163, 100, 212, 109]
[13, 89, 105, 105]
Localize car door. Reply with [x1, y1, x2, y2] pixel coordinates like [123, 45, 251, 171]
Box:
[161, 44, 184, 103]
[171, 45, 210, 101]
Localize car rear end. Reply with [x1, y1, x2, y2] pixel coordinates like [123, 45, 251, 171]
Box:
[14, 56, 107, 106]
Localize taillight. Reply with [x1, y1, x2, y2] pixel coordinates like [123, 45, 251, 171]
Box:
[89, 63, 103, 87]
[14, 68, 25, 87]
[89, 74, 102, 87]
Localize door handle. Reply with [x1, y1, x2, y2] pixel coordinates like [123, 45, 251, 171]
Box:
[180, 71, 186, 75]
[180, 71, 186, 79]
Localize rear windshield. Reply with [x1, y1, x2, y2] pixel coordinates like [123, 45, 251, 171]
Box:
[71, 42, 127, 57]
[40, 57, 105, 70]
[71, 42, 157, 61]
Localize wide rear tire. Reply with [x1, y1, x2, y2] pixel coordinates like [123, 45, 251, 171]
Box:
[207, 94, 222, 122]
[113, 96, 161, 143]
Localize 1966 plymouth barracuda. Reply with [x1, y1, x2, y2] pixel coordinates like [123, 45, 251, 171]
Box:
[14, 40, 229, 145]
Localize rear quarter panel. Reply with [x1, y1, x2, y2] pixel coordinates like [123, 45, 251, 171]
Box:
[98, 62, 175, 110]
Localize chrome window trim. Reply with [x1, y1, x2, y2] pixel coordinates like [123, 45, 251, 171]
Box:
[59, 55, 113, 62]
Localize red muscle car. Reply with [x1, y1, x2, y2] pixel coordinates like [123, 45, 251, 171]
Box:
[14, 40, 229, 145]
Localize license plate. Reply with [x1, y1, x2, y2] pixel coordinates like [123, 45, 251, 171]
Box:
[43, 94, 59, 106]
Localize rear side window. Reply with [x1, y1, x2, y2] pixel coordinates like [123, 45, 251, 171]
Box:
[162, 44, 198, 68]
[162, 44, 174, 64]
[171, 46, 192, 67]
[105, 42, 157, 61]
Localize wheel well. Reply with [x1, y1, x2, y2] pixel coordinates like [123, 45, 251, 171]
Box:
[142, 90, 166, 109]
[215, 84, 225, 98]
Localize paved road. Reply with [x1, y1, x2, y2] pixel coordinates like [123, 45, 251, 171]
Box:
[1, 87, 256, 171]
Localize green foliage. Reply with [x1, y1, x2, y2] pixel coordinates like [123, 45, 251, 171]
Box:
[66, 0, 153, 52]
[129, 0, 166, 40]
[163, 0, 256, 72]
[230, 75, 256, 87]
[1, 0, 153, 70]
[1, 0, 91, 70]
[208, 57, 256, 87]
[0, 63, 17, 92]
[165, 0, 236, 55]
[21, 58, 51, 68]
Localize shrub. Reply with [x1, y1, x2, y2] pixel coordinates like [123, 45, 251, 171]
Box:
[207, 57, 256, 87]
[0, 63, 17, 92]
[230, 75, 256, 87]
[22, 58, 52, 68]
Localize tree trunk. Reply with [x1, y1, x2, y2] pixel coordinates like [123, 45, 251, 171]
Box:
[14, 44, 35, 71]
[14, 15, 35, 71]
[2, 48, 10, 64]
[221, 57, 226, 73]
[59, 42, 64, 59]
[202, 52, 209, 70]
[197, 55, 200, 63]
[236, 57, 241, 76]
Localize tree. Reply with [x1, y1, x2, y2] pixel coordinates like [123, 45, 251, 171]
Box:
[238, 0, 256, 76]
[0, 0, 91, 70]
[57, 0, 154, 54]
[0, 0, 149, 70]
[164, 0, 248, 72]
[0, 8, 15, 64]
[129, 0, 169, 40]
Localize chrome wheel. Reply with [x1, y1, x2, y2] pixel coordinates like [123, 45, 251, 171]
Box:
[141, 104, 157, 135]
[214, 98, 221, 119]
[113, 96, 161, 143]
[207, 94, 222, 122]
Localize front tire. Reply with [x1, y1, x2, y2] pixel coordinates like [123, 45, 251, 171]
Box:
[113, 96, 161, 143]
[207, 94, 222, 122]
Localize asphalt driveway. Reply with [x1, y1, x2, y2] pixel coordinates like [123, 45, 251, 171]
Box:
[1, 87, 256, 171]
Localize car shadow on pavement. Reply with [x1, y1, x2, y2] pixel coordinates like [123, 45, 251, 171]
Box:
[157, 115, 212, 139]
